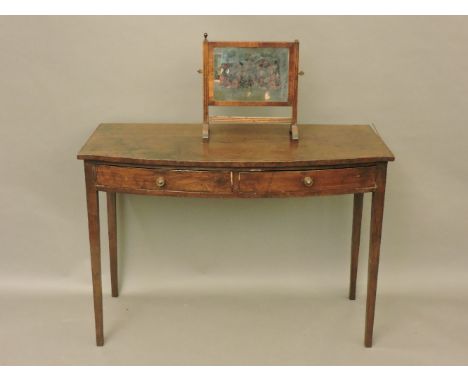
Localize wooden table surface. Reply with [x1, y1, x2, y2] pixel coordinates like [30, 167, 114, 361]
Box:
[78, 123, 394, 168]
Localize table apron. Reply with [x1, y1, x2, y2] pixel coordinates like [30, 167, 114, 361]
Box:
[93, 164, 378, 198]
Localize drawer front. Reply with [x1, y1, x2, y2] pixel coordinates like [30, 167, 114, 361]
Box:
[95, 165, 232, 194]
[238, 166, 377, 196]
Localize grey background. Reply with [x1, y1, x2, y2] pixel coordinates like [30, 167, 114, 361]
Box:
[0, 16, 467, 365]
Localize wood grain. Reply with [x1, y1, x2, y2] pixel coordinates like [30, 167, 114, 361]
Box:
[364, 162, 387, 347]
[93, 165, 378, 198]
[349, 193, 364, 300]
[203, 37, 209, 126]
[107, 192, 118, 298]
[84, 162, 104, 346]
[238, 167, 377, 197]
[77, 124, 395, 168]
[96, 166, 232, 194]
[208, 41, 295, 48]
[290, 40, 299, 118]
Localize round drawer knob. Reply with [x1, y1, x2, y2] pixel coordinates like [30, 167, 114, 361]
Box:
[156, 176, 166, 188]
[303, 176, 314, 187]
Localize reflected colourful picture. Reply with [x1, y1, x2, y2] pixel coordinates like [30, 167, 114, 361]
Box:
[213, 47, 289, 102]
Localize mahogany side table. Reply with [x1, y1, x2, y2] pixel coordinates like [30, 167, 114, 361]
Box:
[77, 123, 394, 347]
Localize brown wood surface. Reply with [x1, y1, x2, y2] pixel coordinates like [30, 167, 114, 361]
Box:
[290, 40, 299, 117]
[203, 38, 209, 125]
[96, 165, 232, 194]
[107, 192, 118, 298]
[349, 193, 364, 300]
[84, 162, 104, 346]
[207, 42, 214, 102]
[77, 124, 394, 168]
[93, 164, 378, 198]
[238, 166, 377, 197]
[208, 41, 295, 48]
[203, 36, 210, 139]
[364, 162, 387, 347]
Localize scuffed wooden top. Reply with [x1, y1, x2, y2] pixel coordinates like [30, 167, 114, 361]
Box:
[77, 123, 394, 168]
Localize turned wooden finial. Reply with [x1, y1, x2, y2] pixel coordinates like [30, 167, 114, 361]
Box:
[204, 33, 208, 40]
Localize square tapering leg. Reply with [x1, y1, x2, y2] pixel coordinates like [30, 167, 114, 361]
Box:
[107, 192, 118, 297]
[349, 193, 363, 300]
[364, 163, 387, 347]
[85, 162, 104, 346]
